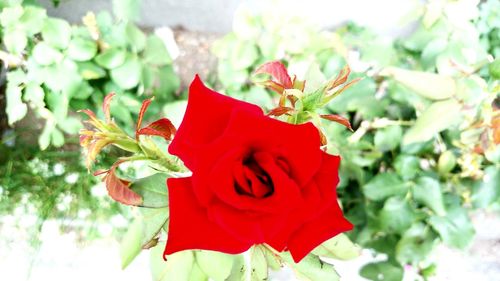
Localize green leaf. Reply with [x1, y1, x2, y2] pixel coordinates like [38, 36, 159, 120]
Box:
[23, 83, 45, 108]
[67, 37, 98, 61]
[43, 59, 82, 93]
[46, 91, 69, 120]
[32, 42, 62, 65]
[163, 100, 187, 128]
[396, 223, 437, 264]
[95, 48, 126, 69]
[374, 125, 403, 152]
[110, 55, 141, 89]
[379, 196, 416, 234]
[42, 18, 71, 49]
[112, 0, 141, 22]
[311, 233, 361, 260]
[5, 83, 27, 125]
[226, 255, 246, 281]
[428, 207, 475, 249]
[3, 29, 27, 54]
[230, 41, 258, 70]
[360, 261, 403, 281]
[217, 62, 248, 90]
[362, 173, 408, 201]
[130, 174, 169, 208]
[195, 251, 235, 281]
[394, 155, 420, 180]
[50, 128, 65, 147]
[68, 81, 93, 100]
[125, 22, 146, 51]
[261, 247, 282, 271]
[150, 243, 196, 281]
[403, 99, 462, 145]
[143, 35, 172, 66]
[282, 252, 340, 281]
[472, 166, 500, 208]
[121, 217, 144, 269]
[381, 67, 456, 100]
[437, 150, 457, 175]
[142, 66, 156, 90]
[19, 6, 47, 35]
[412, 177, 446, 215]
[0, 6, 23, 27]
[57, 117, 83, 134]
[39, 121, 55, 150]
[250, 247, 268, 281]
[139, 207, 169, 247]
[77, 62, 106, 80]
[489, 58, 500, 79]
[327, 77, 382, 119]
[156, 66, 180, 97]
[421, 38, 448, 68]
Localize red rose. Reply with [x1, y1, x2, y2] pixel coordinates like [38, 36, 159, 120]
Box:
[164, 76, 353, 262]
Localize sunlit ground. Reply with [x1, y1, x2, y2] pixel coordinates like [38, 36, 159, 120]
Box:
[1, 210, 499, 281]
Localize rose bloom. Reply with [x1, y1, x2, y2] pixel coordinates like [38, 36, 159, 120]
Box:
[164, 76, 352, 262]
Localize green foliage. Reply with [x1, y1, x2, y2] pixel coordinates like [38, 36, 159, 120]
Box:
[211, 1, 499, 280]
[0, 138, 121, 234]
[0, 1, 180, 149]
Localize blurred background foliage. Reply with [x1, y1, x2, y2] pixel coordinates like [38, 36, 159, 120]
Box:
[211, 0, 499, 280]
[0, 0, 499, 280]
[0, 0, 180, 241]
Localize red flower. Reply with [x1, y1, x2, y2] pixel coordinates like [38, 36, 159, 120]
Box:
[164, 76, 352, 262]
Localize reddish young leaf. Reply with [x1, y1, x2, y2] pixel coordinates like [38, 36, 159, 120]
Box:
[319, 129, 328, 146]
[254, 61, 293, 89]
[267, 107, 295, 117]
[86, 138, 111, 168]
[328, 65, 351, 90]
[335, 78, 361, 95]
[103, 92, 116, 123]
[78, 109, 97, 120]
[79, 134, 91, 147]
[103, 166, 143, 206]
[137, 118, 177, 141]
[256, 80, 286, 95]
[320, 114, 354, 131]
[292, 77, 306, 92]
[136, 98, 153, 139]
[492, 112, 500, 145]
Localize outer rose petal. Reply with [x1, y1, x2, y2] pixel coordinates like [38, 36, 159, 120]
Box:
[286, 153, 352, 263]
[168, 75, 262, 170]
[205, 107, 323, 187]
[287, 202, 353, 263]
[164, 177, 252, 257]
[265, 152, 347, 259]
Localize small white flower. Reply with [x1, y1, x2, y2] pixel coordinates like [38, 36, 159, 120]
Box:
[65, 173, 79, 184]
[53, 163, 65, 176]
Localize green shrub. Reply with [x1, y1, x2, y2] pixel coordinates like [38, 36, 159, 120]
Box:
[212, 1, 499, 280]
[0, 0, 179, 149]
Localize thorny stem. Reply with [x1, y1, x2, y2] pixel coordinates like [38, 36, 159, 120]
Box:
[348, 118, 414, 143]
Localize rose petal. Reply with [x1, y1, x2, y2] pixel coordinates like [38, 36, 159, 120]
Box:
[220, 108, 323, 187]
[286, 153, 351, 263]
[286, 202, 353, 263]
[136, 118, 176, 141]
[265, 152, 343, 255]
[204, 145, 302, 214]
[312, 152, 341, 213]
[208, 201, 290, 245]
[168, 75, 262, 170]
[164, 177, 251, 257]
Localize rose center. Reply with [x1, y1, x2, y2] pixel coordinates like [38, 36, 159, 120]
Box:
[234, 154, 274, 198]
